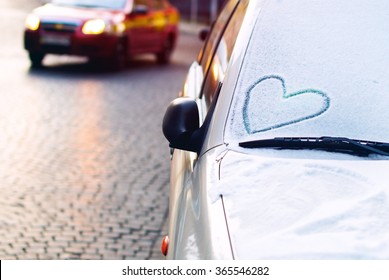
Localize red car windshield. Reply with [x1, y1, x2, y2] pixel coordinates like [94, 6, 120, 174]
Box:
[51, 0, 127, 10]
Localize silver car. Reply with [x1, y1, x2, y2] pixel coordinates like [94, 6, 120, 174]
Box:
[162, 0, 389, 259]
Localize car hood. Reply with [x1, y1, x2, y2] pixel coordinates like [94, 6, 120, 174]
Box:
[211, 148, 389, 259]
[33, 4, 123, 23]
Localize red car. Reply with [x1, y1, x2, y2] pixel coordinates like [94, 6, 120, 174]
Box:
[24, 0, 179, 68]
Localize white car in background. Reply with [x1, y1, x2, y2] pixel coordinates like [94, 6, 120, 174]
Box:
[162, 0, 389, 259]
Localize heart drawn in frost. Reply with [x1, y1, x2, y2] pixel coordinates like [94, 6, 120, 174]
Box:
[243, 75, 331, 134]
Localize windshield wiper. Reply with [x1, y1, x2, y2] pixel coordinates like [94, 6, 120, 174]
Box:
[239, 137, 389, 156]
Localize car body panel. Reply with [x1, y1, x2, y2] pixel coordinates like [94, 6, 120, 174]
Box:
[179, 61, 203, 99]
[167, 145, 233, 259]
[218, 149, 389, 259]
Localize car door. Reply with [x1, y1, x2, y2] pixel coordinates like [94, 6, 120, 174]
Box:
[166, 0, 250, 259]
[126, 0, 154, 53]
[147, 0, 169, 50]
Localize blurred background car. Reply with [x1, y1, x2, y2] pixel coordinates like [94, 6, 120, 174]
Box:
[162, 0, 389, 259]
[24, 0, 179, 68]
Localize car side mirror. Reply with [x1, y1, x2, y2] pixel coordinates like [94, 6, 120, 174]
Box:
[162, 97, 200, 153]
[132, 4, 149, 15]
[199, 28, 209, 42]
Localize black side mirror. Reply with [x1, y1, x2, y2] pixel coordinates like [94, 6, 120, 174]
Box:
[132, 5, 149, 15]
[199, 28, 209, 42]
[162, 97, 200, 153]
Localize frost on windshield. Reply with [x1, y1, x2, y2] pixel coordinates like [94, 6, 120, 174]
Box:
[242, 75, 330, 134]
[226, 0, 389, 144]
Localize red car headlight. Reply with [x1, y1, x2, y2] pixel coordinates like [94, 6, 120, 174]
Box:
[25, 14, 40, 31]
[82, 19, 108, 35]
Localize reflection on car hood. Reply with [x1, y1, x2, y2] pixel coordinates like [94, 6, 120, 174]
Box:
[210, 149, 389, 259]
[33, 4, 123, 22]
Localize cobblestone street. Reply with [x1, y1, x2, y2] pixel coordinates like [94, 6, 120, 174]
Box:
[0, 0, 203, 260]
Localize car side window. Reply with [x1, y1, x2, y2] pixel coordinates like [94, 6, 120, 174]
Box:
[201, 0, 249, 110]
[134, 0, 150, 7]
[198, 0, 239, 74]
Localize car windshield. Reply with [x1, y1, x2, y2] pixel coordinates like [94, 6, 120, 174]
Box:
[226, 0, 389, 147]
[51, 0, 127, 10]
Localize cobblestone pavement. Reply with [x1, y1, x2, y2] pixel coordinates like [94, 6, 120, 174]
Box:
[0, 1, 203, 260]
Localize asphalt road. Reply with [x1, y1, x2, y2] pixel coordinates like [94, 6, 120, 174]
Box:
[0, 1, 203, 259]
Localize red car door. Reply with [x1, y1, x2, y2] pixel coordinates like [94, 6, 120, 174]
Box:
[126, 0, 154, 54]
[146, 0, 169, 50]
